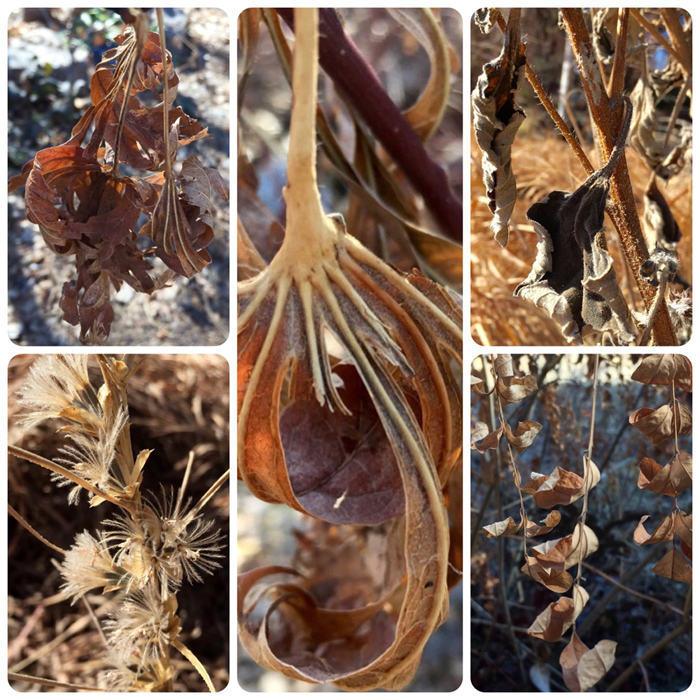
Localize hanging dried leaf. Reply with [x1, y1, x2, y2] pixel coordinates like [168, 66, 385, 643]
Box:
[629, 401, 692, 444]
[515, 99, 637, 345]
[495, 374, 538, 404]
[530, 524, 599, 571]
[560, 634, 616, 692]
[471, 421, 503, 453]
[503, 420, 542, 453]
[528, 585, 589, 642]
[483, 515, 521, 539]
[471, 9, 526, 246]
[11, 15, 227, 343]
[651, 547, 692, 583]
[676, 511, 692, 551]
[521, 557, 573, 593]
[629, 75, 689, 179]
[631, 354, 692, 391]
[633, 513, 676, 545]
[524, 511, 561, 537]
[521, 464, 598, 509]
[637, 451, 692, 496]
[643, 176, 682, 250]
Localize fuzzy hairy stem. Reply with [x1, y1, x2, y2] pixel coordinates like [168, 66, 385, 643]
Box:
[560, 9, 677, 346]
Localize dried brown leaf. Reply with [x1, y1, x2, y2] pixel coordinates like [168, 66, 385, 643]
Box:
[521, 556, 573, 593]
[496, 375, 538, 404]
[629, 402, 692, 445]
[560, 634, 616, 692]
[524, 511, 562, 537]
[503, 420, 542, 453]
[631, 355, 692, 391]
[528, 585, 589, 642]
[637, 450, 692, 496]
[531, 524, 599, 571]
[471, 9, 526, 245]
[521, 466, 593, 509]
[482, 515, 521, 539]
[633, 513, 676, 545]
[651, 547, 692, 583]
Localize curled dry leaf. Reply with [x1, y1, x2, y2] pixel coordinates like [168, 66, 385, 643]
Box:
[521, 557, 573, 594]
[471, 421, 502, 453]
[495, 374, 538, 404]
[482, 515, 520, 539]
[524, 511, 561, 537]
[629, 74, 689, 179]
[521, 461, 600, 509]
[471, 8, 526, 246]
[528, 585, 589, 642]
[631, 354, 692, 391]
[530, 524, 599, 572]
[633, 513, 676, 545]
[651, 547, 692, 584]
[560, 633, 616, 692]
[629, 401, 692, 445]
[675, 511, 692, 552]
[503, 420, 542, 453]
[643, 176, 682, 251]
[514, 98, 637, 345]
[637, 451, 692, 497]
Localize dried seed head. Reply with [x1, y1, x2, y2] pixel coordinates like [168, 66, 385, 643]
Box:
[17, 355, 103, 429]
[60, 530, 127, 602]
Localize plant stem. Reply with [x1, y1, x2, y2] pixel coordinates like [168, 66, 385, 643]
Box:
[275, 8, 338, 268]
[157, 8, 173, 180]
[277, 8, 462, 242]
[560, 9, 677, 346]
[607, 9, 629, 99]
[495, 13, 594, 177]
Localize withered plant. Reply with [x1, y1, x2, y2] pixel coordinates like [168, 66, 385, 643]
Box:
[471, 9, 691, 346]
[238, 8, 463, 691]
[8, 355, 230, 691]
[8, 9, 229, 344]
[471, 354, 691, 692]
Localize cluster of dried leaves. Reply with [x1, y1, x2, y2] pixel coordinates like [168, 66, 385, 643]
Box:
[9, 11, 229, 343]
[237, 8, 462, 691]
[472, 355, 611, 691]
[471, 354, 692, 691]
[628, 355, 692, 583]
[471, 8, 691, 346]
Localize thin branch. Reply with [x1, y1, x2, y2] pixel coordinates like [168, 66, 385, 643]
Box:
[607, 9, 629, 100]
[277, 8, 462, 241]
[8, 504, 65, 555]
[581, 561, 685, 617]
[495, 13, 594, 177]
[604, 614, 690, 691]
[8, 445, 132, 512]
